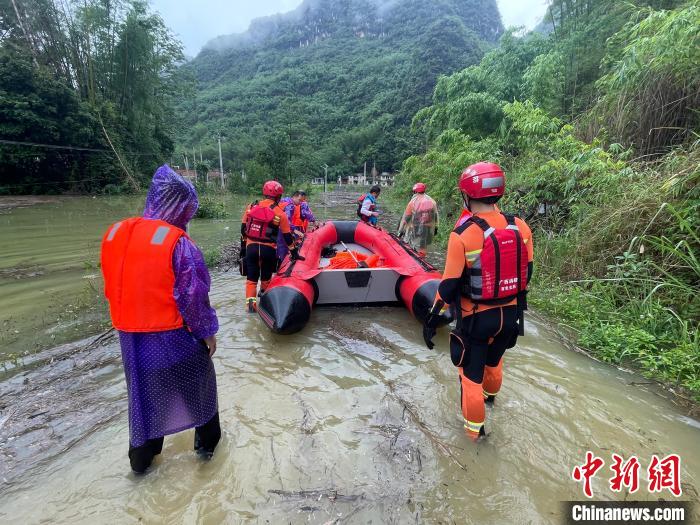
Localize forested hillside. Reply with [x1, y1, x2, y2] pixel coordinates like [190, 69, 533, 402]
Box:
[395, 0, 700, 397]
[0, 0, 186, 194]
[178, 0, 503, 188]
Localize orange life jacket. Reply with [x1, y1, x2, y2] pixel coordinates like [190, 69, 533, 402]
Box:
[101, 217, 186, 332]
[291, 203, 304, 229]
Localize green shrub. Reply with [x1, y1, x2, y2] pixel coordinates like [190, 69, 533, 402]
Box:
[202, 247, 222, 268]
[196, 196, 229, 219]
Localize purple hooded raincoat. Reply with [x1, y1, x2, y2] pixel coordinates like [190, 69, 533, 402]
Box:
[117, 166, 219, 448]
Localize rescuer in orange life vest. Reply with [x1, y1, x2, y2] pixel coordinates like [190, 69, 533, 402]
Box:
[101, 165, 220, 473]
[241, 181, 303, 312]
[397, 182, 439, 258]
[422, 162, 534, 441]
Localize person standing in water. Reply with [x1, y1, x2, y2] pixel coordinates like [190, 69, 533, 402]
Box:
[242, 181, 300, 312]
[277, 190, 316, 260]
[423, 163, 533, 441]
[294, 191, 316, 232]
[101, 165, 221, 473]
[359, 185, 381, 226]
[397, 182, 439, 257]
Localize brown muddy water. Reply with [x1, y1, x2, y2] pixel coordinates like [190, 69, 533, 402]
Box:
[0, 195, 698, 523]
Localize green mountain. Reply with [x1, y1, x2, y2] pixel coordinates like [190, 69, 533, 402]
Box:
[178, 0, 503, 184]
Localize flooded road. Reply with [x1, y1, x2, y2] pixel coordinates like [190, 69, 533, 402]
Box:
[0, 195, 699, 523]
[0, 195, 244, 360]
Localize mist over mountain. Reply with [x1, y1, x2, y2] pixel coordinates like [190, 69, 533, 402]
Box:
[179, 0, 504, 178]
[203, 0, 501, 52]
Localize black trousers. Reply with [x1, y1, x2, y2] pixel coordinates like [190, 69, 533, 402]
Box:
[461, 306, 519, 384]
[128, 412, 221, 473]
[245, 243, 277, 283]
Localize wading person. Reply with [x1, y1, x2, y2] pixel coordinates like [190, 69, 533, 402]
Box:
[281, 191, 316, 233]
[242, 181, 301, 312]
[397, 182, 439, 257]
[359, 185, 381, 226]
[296, 191, 316, 232]
[422, 162, 533, 441]
[277, 190, 317, 260]
[101, 165, 221, 473]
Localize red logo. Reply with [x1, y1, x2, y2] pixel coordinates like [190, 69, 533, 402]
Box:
[572, 451, 605, 498]
[648, 454, 682, 497]
[573, 452, 682, 498]
[609, 454, 640, 493]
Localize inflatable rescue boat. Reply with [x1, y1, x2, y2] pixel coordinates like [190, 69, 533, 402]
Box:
[258, 220, 453, 334]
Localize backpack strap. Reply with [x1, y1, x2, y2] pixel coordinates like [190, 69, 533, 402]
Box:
[502, 213, 521, 230]
[454, 216, 477, 235]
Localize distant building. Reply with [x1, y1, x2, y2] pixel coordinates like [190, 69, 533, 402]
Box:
[346, 173, 368, 185]
[311, 177, 325, 185]
[173, 168, 196, 182]
[378, 172, 395, 187]
[336, 171, 395, 186]
[174, 167, 226, 185]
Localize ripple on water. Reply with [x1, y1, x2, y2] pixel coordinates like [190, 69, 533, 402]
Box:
[1, 271, 700, 522]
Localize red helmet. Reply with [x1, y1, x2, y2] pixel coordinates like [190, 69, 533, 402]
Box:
[262, 180, 284, 198]
[458, 162, 505, 200]
[412, 182, 427, 193]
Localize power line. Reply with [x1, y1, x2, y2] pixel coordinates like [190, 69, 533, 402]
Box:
[0, 139, 161, 156]
[0, 139, 111, 152]
[0, 175, 118, 189]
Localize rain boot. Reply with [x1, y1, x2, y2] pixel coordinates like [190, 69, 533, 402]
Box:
[246, 281, 258, 313]
[247, 298, 257, 313]
[483, 359, 503, 405]
[459, 368, 485, 442]
[194, 412, 221, 460]
[128, 437, 164, 474]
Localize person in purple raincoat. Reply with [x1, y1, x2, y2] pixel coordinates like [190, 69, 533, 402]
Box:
[101, 165, 221, 474]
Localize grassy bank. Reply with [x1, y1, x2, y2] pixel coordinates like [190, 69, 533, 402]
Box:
[394, 2, 700, 400]
[399, 115, 700, 400]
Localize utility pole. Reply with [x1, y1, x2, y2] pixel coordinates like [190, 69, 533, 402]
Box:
[363, 161, 367, 185]
[193, 147, 197, 182]
[322, 164, 329, 193]
[183, 153, 189, 173]
[217, 134, 225, 189]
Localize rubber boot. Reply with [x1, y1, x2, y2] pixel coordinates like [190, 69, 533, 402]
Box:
[245, 281, 258, 313]
[483, 359, 503, 404]
[459, 368, 485, 442]
[247, 298, 257, 313]
[194, 412, 221, 460]
[128, 437, 164, 474]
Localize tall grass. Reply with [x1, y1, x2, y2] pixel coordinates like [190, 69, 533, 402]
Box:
[529, 146, 700, 396]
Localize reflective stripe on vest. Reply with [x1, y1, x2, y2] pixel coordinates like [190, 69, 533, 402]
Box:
[106, 221, 122, 242]
[101, 217, 186, 332]
[151, 225, 171, 245]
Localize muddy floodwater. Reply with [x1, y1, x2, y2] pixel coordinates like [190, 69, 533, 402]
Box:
[1, 195, 699, 523]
